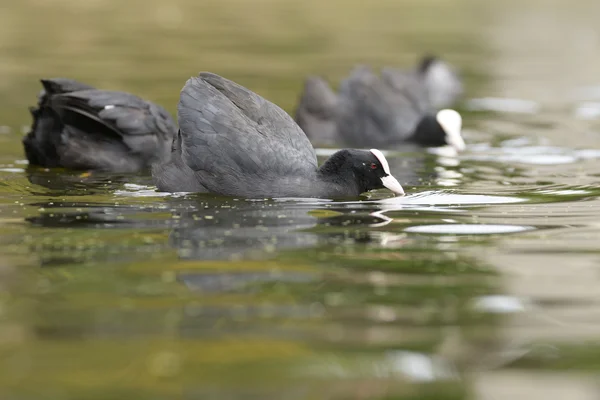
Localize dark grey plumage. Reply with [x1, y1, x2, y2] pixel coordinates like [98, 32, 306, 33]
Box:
[23, 78, 177, 173]
[152, 72, 405, 199]
[294, 56, 464, 150]
[338, 65, 426, 147]
[417, 55, 464, 110]
[294, 76, 340, 146]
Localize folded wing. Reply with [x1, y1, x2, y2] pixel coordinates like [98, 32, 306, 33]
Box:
[176, 72, 318, 195]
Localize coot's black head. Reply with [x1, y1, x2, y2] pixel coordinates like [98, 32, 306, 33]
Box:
[417, 54, 439, 74]
[413, 109, 465, 152]
[319, 149, 405, 196]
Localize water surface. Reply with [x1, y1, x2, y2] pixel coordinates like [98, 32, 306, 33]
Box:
[1, 0, 600, 399]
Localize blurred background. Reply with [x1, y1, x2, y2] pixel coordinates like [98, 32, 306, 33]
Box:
[2, 0, 600, 399]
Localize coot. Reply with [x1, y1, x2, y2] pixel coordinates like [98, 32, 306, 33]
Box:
[295, 56, 464, 152]
[23, 78, 177, 173]
[414, 55, 464, 110]
[152, 72, 405, 198]
[294, 75, 340, 147]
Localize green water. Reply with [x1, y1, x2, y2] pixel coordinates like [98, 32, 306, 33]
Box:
[1, 0, 600, 399]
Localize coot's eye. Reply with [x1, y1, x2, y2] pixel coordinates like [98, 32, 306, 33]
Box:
[370, 163, 377, 170]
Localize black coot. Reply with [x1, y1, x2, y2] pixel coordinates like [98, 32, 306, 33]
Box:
[23, 78, 177, 173]
[294, 75, 340, 147]
[152, 72, 405, 199]
[417, 55, 464, 110]
[295, 56, 465, 152]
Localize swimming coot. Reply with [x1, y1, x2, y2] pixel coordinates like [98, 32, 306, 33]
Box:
[417, 55, 464, 110]
[152, 72, 405, 198]
[294, 75, 340, 147]
[295, 57, 464, 152]
[23, 78, 177, 173]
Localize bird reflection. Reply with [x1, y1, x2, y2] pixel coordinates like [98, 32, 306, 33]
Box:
[166, 196, 405, 262]
[23, 148, 464, 271]
[25, 166, 155, 196]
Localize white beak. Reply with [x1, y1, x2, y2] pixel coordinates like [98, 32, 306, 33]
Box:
[436, 109, 465, 152]
[369, 149, 405, 196]
[381, 174, 405, 196]
[446, 132, 466, 152]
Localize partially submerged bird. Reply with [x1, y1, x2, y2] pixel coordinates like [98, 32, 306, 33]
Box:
[294, 55, 465, 152]
[23, 78, 177, 173]
[152, 72, 405, 199]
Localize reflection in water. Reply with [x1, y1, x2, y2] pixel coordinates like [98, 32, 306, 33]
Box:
[466, 97, 541, 114]
[12, 142, 600, 398]
[24, 182, 533, 267]
[467, 143, 599, 165]
[472, 295, 527, 314]
[19, 177, 514, 398]
[166, 197, 421, 262]
[296, 350, 460, 383]
[4, 0, 600, 397]
[404, 224, 536, 235]
[25, 166, 155, 196]
[168, 199, 323, 261]
[573, 101, 600, 120]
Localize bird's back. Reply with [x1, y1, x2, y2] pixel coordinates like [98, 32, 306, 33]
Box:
[294, 76, 340, 146]
[154, 72, 320, 197]
[417, 56, 463, 109]
[23, 78, 177, 173]
[337, 66, 418, 147]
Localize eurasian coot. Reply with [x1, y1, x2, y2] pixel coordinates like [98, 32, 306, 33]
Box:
[295, 56, 464, 152]
[23, 78, 177, 173]
[152, 72, 405, 199]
